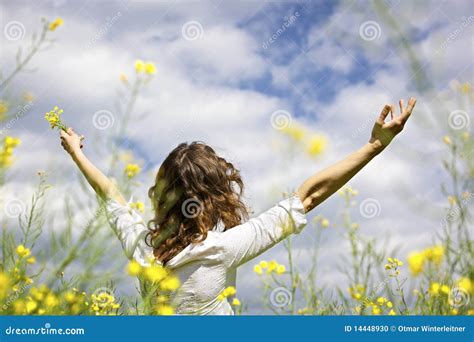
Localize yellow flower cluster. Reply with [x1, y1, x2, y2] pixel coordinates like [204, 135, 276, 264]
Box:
[407, 245, 444, 276]
[130, 201, 145, 213]
[217, 286, 240, 307]
[90, 291, 120, 315]
[428, 282, 450, 297]
[63, 289, 88, 314]
[384, 257, 403, 277]
[348, 284, 365, 300]
[124, 163, 141, 178]
[365, 296, 395, 315]
[0, 136, 21, 168]
[44, 106, 67, 131]
[253, 260, 286, 275]
[49, 17, 64, 31]
[337, 186, 359, 198]
[134, 60, 157, 75]
[15, 285, 60, 315]
[126, 261, 181, 291]
[280, 122, 327, 157]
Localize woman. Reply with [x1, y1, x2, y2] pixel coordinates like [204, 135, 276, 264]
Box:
[59, 98, 416, 314]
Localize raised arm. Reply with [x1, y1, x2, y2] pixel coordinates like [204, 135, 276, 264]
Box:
[60, 128, 126, 205]
[297, 97, 417, 213]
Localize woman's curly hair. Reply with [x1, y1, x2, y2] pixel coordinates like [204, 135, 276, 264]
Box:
[146, 142, 249, 265]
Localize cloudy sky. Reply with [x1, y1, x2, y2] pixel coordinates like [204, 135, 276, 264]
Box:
[1, 0, 472, 312]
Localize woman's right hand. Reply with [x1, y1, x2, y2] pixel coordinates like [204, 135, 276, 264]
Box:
[60, 127, 84, 156]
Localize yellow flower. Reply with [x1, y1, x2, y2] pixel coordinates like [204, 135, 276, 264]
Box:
[49, 17, 64, 31]
[232, 298, 241, 306]
[160, 276, 180, 291]
[222, 286, 236, 297]
[0, 272, 10, 299]
[376, 297, 386, 305]
[26, 300, 38, 313]
[440, 285, 450, 295]
[429, 282, 441, 296]
[44, 106, 66, 131]
[217, 294, 225, 301]
[267, 260, 278, 273]
[127, 260, 141, 276]
[321, 218, 329, 228]
[386, 301, 393, 308]
[124, 163, 141, 178]
[27, 256, 36, 264]
[130, 201, 145, 213]
[145, 62, 157, 75]
[424, 245, 444, 266]
[44, 293, 59, 307]
[134, 60, 145, 73]
[276, 264, 286, 275]
[388, 309, 396, 315]
[371, 304, 381, 315]
[407, 251, 425, 276]
[16, 244, 31, 258]
[443, 136, 452, 145]
[306, 135, 326, 157]
[155, 304, 174, 315]
[143, 265, 167, 282]
[253, 264, 263, 275]
[4, 136, 21, 148]
[457, 277, 472, 293]
[281, 124, 306, 142]
[259, 260, 268, 268]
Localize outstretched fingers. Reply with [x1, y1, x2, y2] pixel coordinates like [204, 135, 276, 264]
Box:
[401, 97, 417, 122]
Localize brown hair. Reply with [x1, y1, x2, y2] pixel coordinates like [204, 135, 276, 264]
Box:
[146, 142, 248, 264]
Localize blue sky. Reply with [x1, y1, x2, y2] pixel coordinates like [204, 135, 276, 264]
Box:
[1, 0, 472, 313]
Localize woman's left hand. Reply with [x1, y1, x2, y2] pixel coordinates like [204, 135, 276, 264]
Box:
[369, 97, 417, 151]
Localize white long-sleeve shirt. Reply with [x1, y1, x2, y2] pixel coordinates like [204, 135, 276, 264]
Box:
[105, 195, 307, 315]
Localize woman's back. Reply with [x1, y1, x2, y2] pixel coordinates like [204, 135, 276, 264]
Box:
[106, 195, 307, 315]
